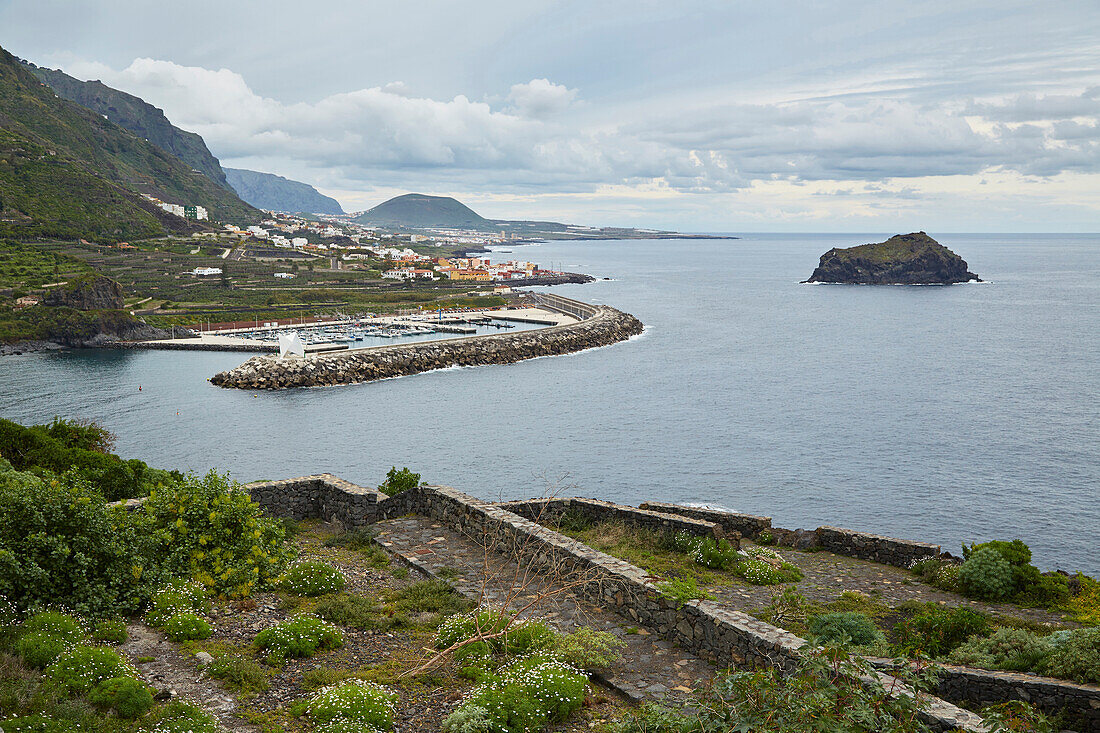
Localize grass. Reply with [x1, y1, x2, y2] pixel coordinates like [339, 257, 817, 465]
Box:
[558, 522, 729, 587]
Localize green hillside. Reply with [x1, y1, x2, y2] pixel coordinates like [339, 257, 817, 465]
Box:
[354, 193, 489, 229]
[24, 61, 232, 190]
[0, 46, 258, 240]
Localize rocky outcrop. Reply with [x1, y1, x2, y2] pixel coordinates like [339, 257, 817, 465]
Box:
[804, 232, 980, 285]
[210, 305, 643, 389]
[43, 274, 125, 310]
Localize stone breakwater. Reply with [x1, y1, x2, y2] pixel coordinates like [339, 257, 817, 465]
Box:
[209, 304, 643, 390]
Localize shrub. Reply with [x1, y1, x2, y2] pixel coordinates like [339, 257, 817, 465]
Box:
[254, 614, 343, 665]
[23, 611, 84, 643]
[731, 548, 804, 585]
[142, 471, 295, 598]
[894, 605, 991, 657]
[206, 655, 270, 694]
[441, 703, 495, 733]
[657, 576, 711, 605]
[390, 579, 470, 615]
[451, 683, 543, 733]
[910, 557, 963, 593]
[948, 627, 1053, 672]
[15, 631, 69, 669]
[502, 655, 587, 722]
[46, 645, 133, 694]
[147, 580, 211, 626]
[807, 612, 884, 647]
[88, 676, 154, 718]
[964, 539, 1031, 567]
[1042, 627, 1100, 684]
[315, 593, 382, 630]
[550, 627, 625, 670]
[437, 608, 512, 650]
[161, 612, 212, 642]
[280, 561, 346, 597]
[1062, 573, 1100, 625]
[959, 547, 1015, 600]
[0, 467, 165, 618]
[91, 619, 128, 644]
[1014, 568, 1070, 607]
[688, 536, 740, 570]
[306, 680, 397, 731]
[149, 701, 219, 733]
[379, 466, 420, 496]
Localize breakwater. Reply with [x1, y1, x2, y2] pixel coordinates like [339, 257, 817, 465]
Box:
[209, 300, 643, 390]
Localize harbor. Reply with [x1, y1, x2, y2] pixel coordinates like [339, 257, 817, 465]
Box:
[124, 306, 578, 353]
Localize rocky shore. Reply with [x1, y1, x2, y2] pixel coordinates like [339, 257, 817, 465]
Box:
[209, 304, 643, 389]
[804, 232, 980, 285]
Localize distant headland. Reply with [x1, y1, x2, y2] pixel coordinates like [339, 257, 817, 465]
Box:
[804, 232, 981, 285]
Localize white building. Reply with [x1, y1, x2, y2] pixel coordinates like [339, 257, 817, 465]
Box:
[192, 267, 223, 277]
[247, 226, 269, 238]
[291, 237, 308, 247]
[274, 272, 296, 279]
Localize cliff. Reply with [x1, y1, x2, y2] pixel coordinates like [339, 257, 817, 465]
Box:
[804, 232, 980, 285]
[23, 62, 232, 190]
[43, 274, 124, 310]
[224, 168, 345, 215]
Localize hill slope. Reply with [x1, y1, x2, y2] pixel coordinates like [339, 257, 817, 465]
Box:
[23, 61, 232, 191]
[354, 193, 489, 229]
[0, 46, 258, 237]
[224, 168, 344, 214]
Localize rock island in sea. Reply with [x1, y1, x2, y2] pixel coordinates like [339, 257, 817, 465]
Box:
[804, 232, 981, 285]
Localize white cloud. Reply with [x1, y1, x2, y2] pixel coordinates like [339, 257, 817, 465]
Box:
[506, 78, 578, 118]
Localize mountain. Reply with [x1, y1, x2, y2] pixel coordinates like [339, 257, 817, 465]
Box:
[804, 232, 981, 285]
[0, 46, 258, 240]
[354, 193, 489, 229]
[224, 168, 344, 214]
[22, 61, 232, 190]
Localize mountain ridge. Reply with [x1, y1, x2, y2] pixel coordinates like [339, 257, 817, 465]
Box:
[354, 193, 487, 228]
[225, 168, 344, 215]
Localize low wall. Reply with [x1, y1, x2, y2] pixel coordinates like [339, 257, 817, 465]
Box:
[210, 303, 642, 390]
[643, 502, 940, 569]
[817, 526, 940, 567]
[868, 659, 1100, 732]
[640, 501, 772, 539]
[243, 474, 387, 528]
[385, 485, 983, 732]
[499, 497, 735, 545]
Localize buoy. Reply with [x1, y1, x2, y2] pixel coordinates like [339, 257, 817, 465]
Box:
[138, 385, 142, 391]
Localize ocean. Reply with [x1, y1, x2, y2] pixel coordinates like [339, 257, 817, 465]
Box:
[1, 233, 1097, 574]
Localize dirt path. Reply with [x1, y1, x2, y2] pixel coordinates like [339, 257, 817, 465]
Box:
[122, 622, 260, 732]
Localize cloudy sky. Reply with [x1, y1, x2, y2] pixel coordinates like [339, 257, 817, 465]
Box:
[3, 0, 1099, 231]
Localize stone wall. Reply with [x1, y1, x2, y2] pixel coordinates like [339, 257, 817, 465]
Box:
[210, 303, 643, 390]
[642, 502, 941, 569]
[868, 659, 1100, 732]
[499, 497, 736, 545]
[383, 484, 983, 732]
[243, 474, 387, 528]
[639, 501, 772, 539]
[817, 526, 941, 567]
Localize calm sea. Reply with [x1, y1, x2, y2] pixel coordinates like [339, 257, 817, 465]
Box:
[1, 234, 1097, 574]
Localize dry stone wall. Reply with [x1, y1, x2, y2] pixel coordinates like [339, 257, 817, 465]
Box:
[244, 474, 387, 528]
[499, 497, 736, 545]
[640, 501, 772, 539]
[209, 304, 643, 390]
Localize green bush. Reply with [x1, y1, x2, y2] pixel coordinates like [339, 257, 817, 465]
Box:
[657, 575, 712, 605]
[444, 656, 587, 733]
[88, 676, 154, 718]
[142, 471, 295, 598]
[315, 593, 382, 630]
[306, 679, 397, 731]
[958, 546, 1015, 600]
[1014, 568, 1070, 607]
[379, 466, 420, 496]
[206, 655, 270, 694]
[46, 645, 133, 694]
[948, 627, 1053, 672]
[161, 612, 212, 642]
[280, 561, 346, 597]
[550, 627, 625, 670]
[894, 605, 991, 657]
[91, 619, 128, 644]
[147, 580, 211, 626]
[0, 417, 180, 502]
[254, 614, 343, 665]
[807, 612, 884, 647]
[23, 611, 84, 642]
[0, 466, 165, 618]
[389, 579, 470, 615]
[1042, 628, 1100, 684]
[910, 557, 963, 593]
[15, 630, 69, 669]
[436, 608, 512, 650]
[149, 701, 220, 733]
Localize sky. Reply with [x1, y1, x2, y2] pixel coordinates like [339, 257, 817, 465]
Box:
[2, 0, 1099, 231]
